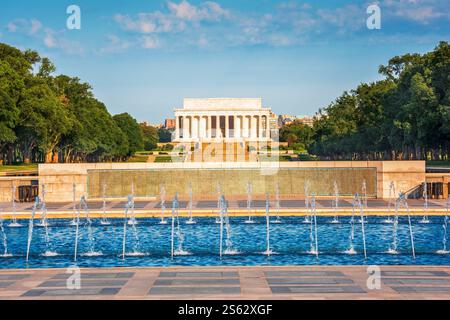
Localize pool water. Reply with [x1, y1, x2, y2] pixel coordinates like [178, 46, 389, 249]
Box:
[0, 216, 448, 269]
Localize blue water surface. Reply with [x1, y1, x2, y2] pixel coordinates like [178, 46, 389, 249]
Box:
[0, 216, 448, 269]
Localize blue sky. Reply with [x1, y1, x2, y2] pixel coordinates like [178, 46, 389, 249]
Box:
[1, 0, 449, 123]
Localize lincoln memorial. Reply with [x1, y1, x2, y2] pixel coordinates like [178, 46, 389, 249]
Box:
[173, 98, 274, 143]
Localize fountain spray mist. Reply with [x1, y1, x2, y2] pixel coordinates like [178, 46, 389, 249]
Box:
[245, 181, 254, 224]
[331, 180, 339, 224]
[437, 196, 449, 254]
[26, 197, 40, 262]
[186, 182, 195, 224]
[9, 183, 21, 227]
[396, 192, 416, 259]
[420, 182, 430, 223]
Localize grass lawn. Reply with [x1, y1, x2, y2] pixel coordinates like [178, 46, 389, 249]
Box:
[426, 161, 450, 167]
[126, 154, 149, 163]
[0, 164, 38, 172]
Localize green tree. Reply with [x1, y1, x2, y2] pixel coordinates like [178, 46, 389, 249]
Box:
[158, 127, 173, 143]
[140, 122, 159, 150]
[113, 113, 144, 156]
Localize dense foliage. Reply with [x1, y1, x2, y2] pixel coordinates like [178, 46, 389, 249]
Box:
[0, 43, 161, 164]
[282, 42, 450, 161]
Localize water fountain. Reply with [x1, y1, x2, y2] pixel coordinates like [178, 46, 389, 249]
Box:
[245, 181, 255, 224]
[384, 181, 396, 223]
[159, 185, 167, 225]
[358, 180, 368, 223]
[122, 195, 142, 259]
[307, 194, 319, 257]
[356, 194, 368, 259]
[34, 184, 57, 257]
[69, 183, 78, 226]
[345, 195, 357, 255]
[36, 184, 49, 227]
[272, 183, 282, 223]
[396, 192, 416, 259]
[100, 183, 110, 225]
[215, 183, 222, 224]
[26, 197, 40, 262]
[387, 193, 400, 254]
[303, 181, 311, 223]
[437, 196, 449, 254]
[186, 182, 196, 224]
[263, 194, 272, 256]
[171, 193, 189, 257]
[127, 182, 138, 225]
[420, 182, 430, 224]
[0, 210, 11, 257]
[219, 195, 224, 258]
[78, 196, 101, 258]
[331, 180, 340, 224]
[8, 183, 21, 227]
[221, 195, 238, 255]
[362, 179, 368, 208]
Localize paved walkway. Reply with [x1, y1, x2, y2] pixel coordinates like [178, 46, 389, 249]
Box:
[0, 198, 448, 219]
[1, 266, 450, 300]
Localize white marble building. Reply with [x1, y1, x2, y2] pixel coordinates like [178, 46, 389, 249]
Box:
[173, 98, 273, 142]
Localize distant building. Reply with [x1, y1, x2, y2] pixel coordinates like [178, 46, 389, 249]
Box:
[278, 114, 315, 127]
[278, 114, 296, 126]
[173, 98, 274, 143]
[164, 118, 176, 130]
[269, 112, 279, 130]
[296, 115, 315, 127]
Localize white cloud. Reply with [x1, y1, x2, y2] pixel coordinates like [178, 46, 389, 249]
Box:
[382, 0, 450, 23]
[96, 35, 133, 55]
[141, 35, 160, 49]
[115, 1, 229, 35]
[7, 18, 42, 34]
[30, 19, 42, 34]
[6, 18, 83, 54]
[167, 0, 229, 21]
[43, 28, 57, 48]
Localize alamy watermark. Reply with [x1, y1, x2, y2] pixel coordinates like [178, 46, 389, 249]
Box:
[66, 5, 81, 30]
[367, 4, 381, 30]
[366, 265, 381, 290]
[66, 266, 81, 290]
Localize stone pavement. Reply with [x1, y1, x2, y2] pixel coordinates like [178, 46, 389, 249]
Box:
[0, 198, 448, 219]
[1, 266, 450, 300]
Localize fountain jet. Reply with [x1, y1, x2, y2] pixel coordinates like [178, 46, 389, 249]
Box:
[264, 193, 272, 256]
[70, 183, 77, 226]
[245, 181, 254, 224]
[171, 193, 189, 258]
[331, 180, 340, 224]
[26, 197, 40, 262]
[9, 183, 21, 227]
[303, 181, 311, 223]
[437, 196, 449, 254]
[396, 192, 416, 259]
[101, 183, 110, 225]
[272, 182, 281, 223]
[420, 182, 430, 223]
[159, 185, 167, 224]
[186, 182, 196, 224]
[384, 181, 396, 223]
[0, 209, 11, 257]
[307, 194, 319, 257]
[122, 194, 142, 259]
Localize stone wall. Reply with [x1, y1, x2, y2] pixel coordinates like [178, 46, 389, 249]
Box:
[37, 161, 426, 202]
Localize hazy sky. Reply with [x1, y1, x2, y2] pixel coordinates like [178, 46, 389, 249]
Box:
[1, 0, 449, 123]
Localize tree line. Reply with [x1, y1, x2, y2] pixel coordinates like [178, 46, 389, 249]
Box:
[0, 43, 163, 164]
[281, 41, 450, 161]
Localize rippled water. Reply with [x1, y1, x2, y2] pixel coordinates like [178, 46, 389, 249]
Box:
[0, 216, 448, 269]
